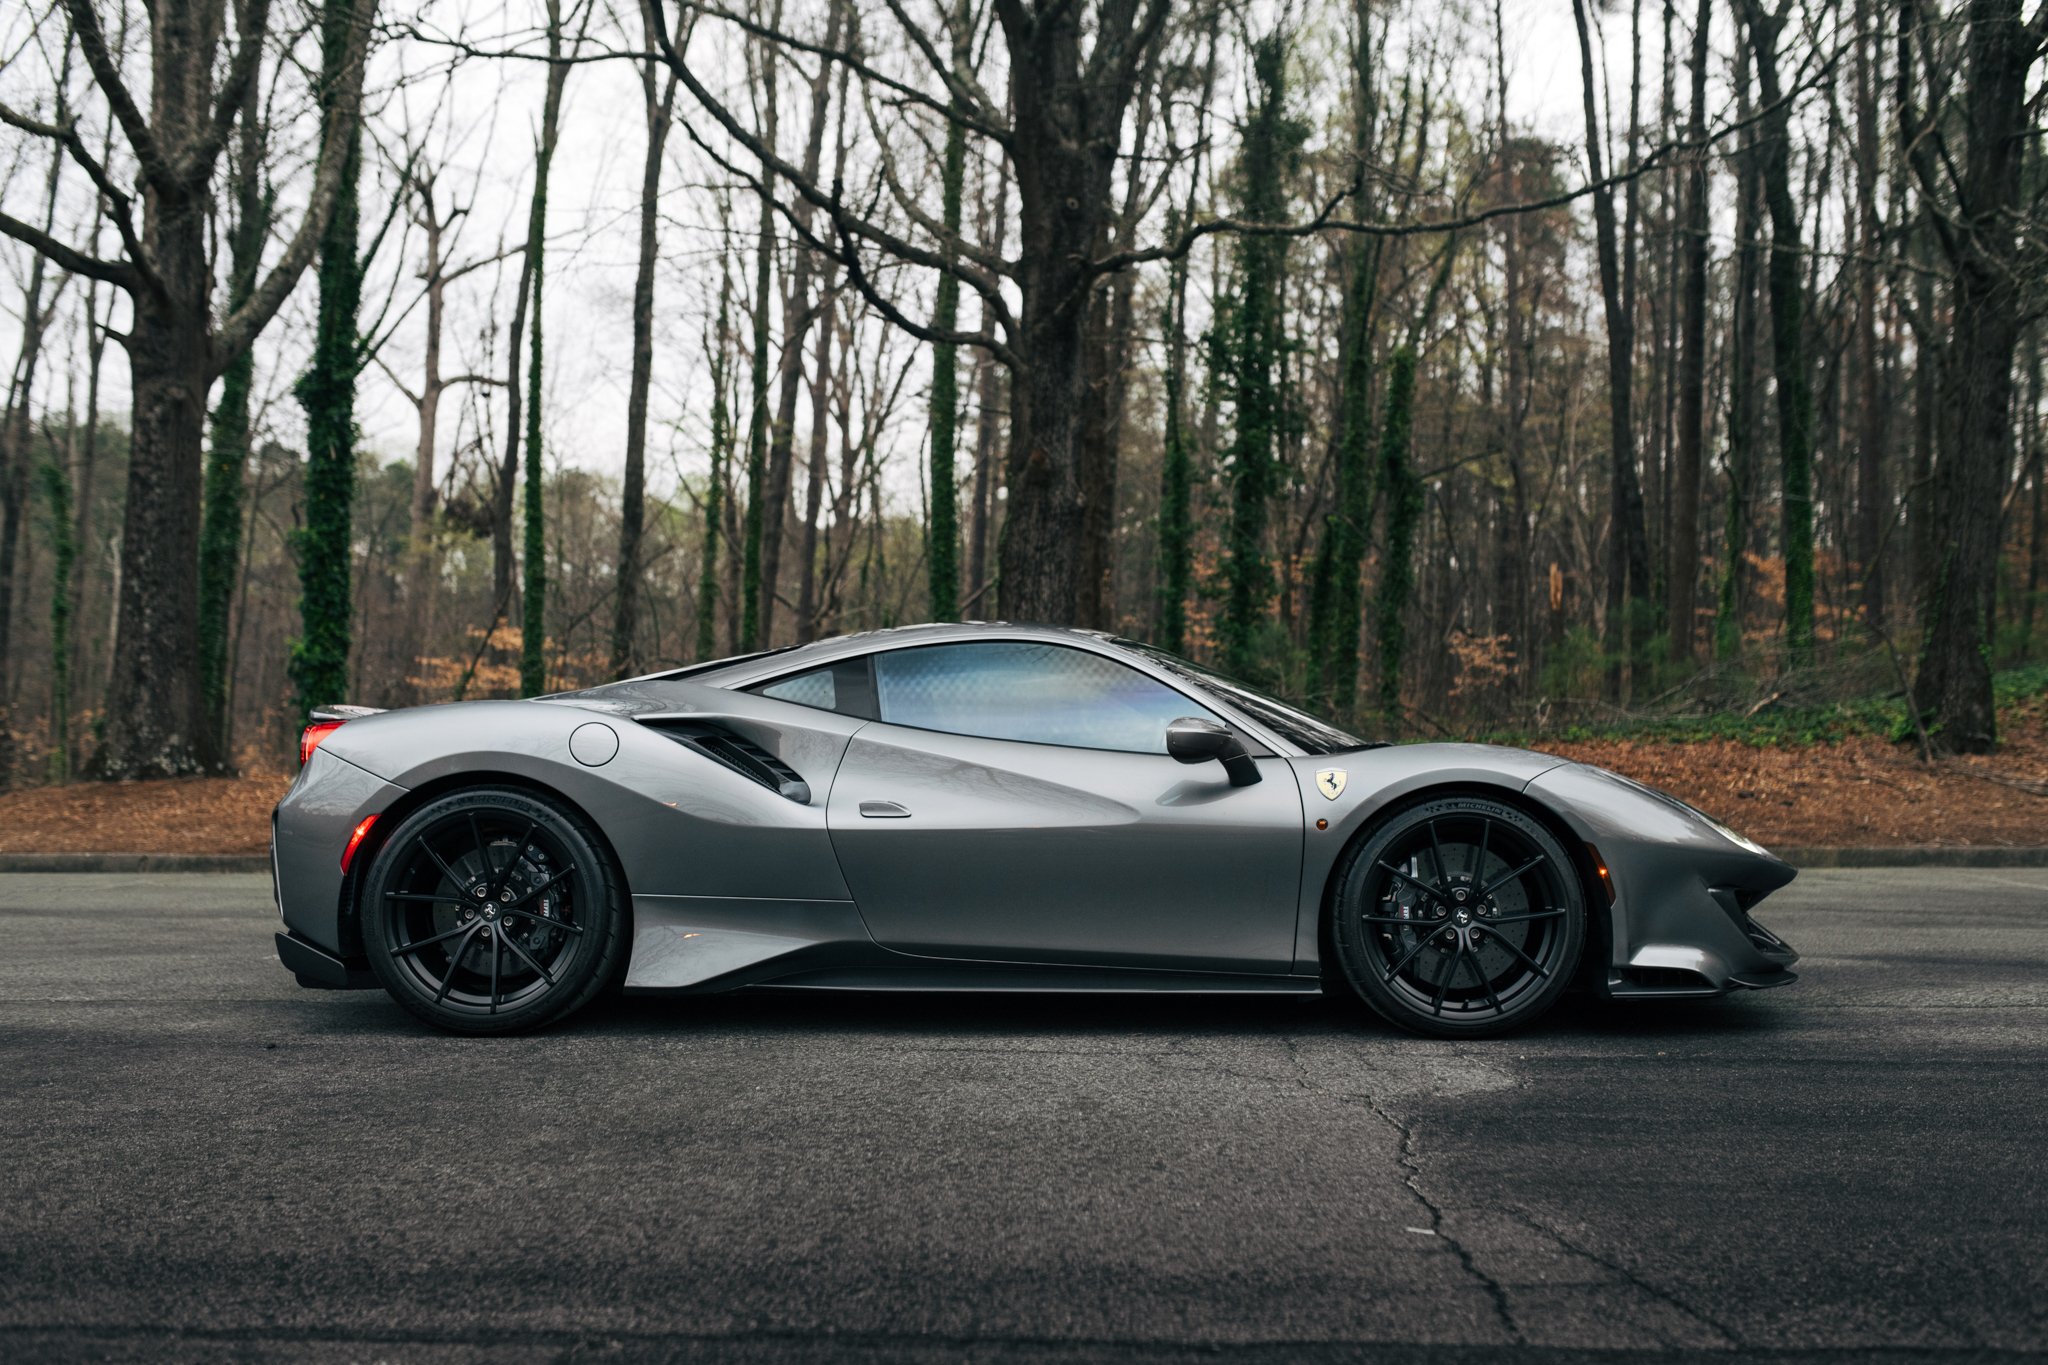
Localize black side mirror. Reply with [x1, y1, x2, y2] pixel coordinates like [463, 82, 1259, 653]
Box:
[1166, 716, 1261, 787]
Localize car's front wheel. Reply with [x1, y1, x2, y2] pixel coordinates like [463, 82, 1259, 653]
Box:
[361, 787, 626, 1034]
[1329, 796, 1586, 1038]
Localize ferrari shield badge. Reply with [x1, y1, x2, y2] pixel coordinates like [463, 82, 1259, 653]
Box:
[1315, 768, 1348, 800]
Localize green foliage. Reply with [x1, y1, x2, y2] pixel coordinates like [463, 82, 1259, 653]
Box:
[1482, 663, 2048, 749]
[1322, 238, 1380, 715]
[1539, 625, 1609, 701]
[1213, 34, 1307, 683]
[201, 347, 252, 757]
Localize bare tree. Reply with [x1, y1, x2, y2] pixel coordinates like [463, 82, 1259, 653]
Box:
[0, 0, 376, 777]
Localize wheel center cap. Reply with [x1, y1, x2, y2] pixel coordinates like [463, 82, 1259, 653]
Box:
[482, 905, 498, 919]
[1456, 909, 1472, 926]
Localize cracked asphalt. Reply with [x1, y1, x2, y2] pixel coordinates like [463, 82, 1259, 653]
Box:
[0, 868, 2044, 1364]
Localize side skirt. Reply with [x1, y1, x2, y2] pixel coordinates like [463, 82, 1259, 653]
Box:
[753, 965, 1328, 994]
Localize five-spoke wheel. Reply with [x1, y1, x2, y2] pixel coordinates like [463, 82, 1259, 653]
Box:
[361, 787, 626, 1034]
[1329, 796, 1585, 1037]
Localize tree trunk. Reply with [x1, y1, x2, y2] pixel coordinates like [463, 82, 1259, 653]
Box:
[795, 284, 837, 643]
[759, 0, 840, 644]
[0, 135, 64, 788]
[1913, 0, 2040, 752]
[739, 20, 781, 652]
[1852, 0, 1888, 631]
[99, 309, 213, 777]
[700, 268, 735, 660]
[520, 0, 572, 696]
[928, 101, 968, 624]
[1154, 211, 1195, 657]
[1719, 36, 1762, 661]
[611, 0, 676, 678]
[1572, 0, 1654, 696]
[199, 67, 267, 768]
[1667, 0, 1711, 663]
[993, 4, 1151, 626]
[289, 0, 366, 721]
[1374, 346, 1421, 725]
[1216, 36, 1295, 681]
[494, 249, 532, 619]
[1738, 0, 1818, 666]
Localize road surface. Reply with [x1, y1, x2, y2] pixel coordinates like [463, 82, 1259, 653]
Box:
[0, 868, 2043, 1363]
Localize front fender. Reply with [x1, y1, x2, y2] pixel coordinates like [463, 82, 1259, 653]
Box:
[1288, 744, 1574, 970]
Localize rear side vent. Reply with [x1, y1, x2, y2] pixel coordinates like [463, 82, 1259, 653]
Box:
[643, 721, 812, 805]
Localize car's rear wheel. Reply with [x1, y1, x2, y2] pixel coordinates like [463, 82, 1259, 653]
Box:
[361, 787, 626, 1035]
[1329, 796, 1585, 1038]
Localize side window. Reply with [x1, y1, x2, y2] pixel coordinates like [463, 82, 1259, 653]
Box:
[753, 659, 879, 719]
[871, 642, 1220, 753]
[759, 666, 836, 711]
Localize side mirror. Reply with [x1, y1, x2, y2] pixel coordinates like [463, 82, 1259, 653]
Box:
[1166, 716, 1261, 787]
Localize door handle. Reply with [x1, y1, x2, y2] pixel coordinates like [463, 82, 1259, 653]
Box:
[859, 800, 912, 819]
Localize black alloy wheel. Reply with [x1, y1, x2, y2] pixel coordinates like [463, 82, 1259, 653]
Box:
[361, 787, 626, 1034]
[1330, 796, 1586, 1038]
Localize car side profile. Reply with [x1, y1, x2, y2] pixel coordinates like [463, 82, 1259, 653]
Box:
[272, 623, 1798, 1036]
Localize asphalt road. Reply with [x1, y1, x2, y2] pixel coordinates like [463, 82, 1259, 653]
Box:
[0, 869, 2044, 1365]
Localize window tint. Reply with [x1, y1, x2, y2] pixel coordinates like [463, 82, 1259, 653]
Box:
[872, 642, 1219, 753]
[753, 658, 878, 719]
[1116, 640, 1377, 754]
[760, 666, 836, 711]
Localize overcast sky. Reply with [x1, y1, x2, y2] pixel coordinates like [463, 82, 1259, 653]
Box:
[2, 0, 1676, 518]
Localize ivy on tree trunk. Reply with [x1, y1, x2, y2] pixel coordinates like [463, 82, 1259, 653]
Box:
[927, 105, 967, 623]
[289, 0, 366, 722]
[1373, 346, 1421, 725]
[1215, 35, 1302, 683]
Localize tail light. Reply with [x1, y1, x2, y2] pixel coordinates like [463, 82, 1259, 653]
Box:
[299, 720, 347, 766]
[297, 704, 385, 766]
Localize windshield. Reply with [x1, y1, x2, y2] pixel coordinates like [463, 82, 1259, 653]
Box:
[1114, 641, 1380, 755]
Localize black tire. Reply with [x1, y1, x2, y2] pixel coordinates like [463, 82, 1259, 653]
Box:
[1329, 795, 1585, 1038]
[361, 787, 627, 1035]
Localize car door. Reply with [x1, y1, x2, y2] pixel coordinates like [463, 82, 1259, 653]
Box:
[804, 640, 1304, 974]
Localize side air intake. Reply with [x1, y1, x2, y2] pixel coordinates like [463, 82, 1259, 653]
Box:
[640, 721, 812, 805]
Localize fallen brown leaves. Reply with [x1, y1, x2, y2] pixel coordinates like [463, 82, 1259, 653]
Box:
[1540, 706, 2048, 847]
[0, 706, 2042, 854]
[0, 775, 291, 855]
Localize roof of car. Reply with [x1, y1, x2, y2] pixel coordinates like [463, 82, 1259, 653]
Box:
[651, 622, 1128, 687]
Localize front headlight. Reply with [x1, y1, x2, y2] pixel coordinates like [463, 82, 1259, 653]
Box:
[1695, 810, 1770, 857]
[1601, 769, 1771, 856]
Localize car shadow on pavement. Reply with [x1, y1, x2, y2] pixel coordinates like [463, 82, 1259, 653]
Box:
[531, 982, 1796, 1045]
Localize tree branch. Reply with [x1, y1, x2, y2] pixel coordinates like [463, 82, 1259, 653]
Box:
[64, 0, 167, 187]
[649, 0, 1014, 322]
[0, 210, 132, 287]
[678, 0, 1011, 143]
[215, 0, 376, 369]
[0, 99, 156, 294]
[183, 0, 274, 188]
[1092, 51, 1839, 275]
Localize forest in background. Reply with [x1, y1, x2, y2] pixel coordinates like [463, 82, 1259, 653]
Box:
[1, 0, 2045, 785]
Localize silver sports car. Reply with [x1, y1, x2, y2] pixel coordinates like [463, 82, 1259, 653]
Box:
[272, 622, 1799, 1036]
